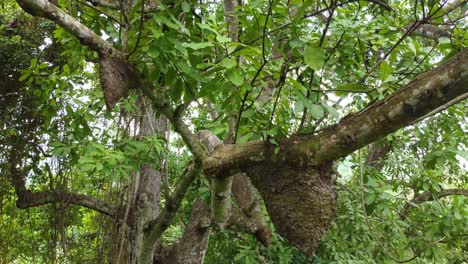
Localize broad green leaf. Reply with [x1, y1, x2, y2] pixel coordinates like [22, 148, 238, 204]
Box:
[304, 46, 325, 70]
[181, 1, 190, 13]
[219, 58, 237, 69]
[181, 42, 213, 50]
[228, 70, 244, 86]
[310, 104, 324, 120]
[380, 61, 393, 82]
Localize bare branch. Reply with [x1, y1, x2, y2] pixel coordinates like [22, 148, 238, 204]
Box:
[16, 190, 117, 217]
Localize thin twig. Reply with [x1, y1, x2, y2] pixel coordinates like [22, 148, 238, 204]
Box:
[76, 0, 123, 26]
[128, 0, 146, 57]
[233, 0, 272, 143]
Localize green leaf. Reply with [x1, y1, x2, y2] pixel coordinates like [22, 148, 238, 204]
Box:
[380, 61, 393, 82]
[148, 48, 160, 58]
[219, 58, 237, 69]
[30, 58, 38, 68]
[304, 46, 325, 70]
[181, 1, 190, 13]
[216, 34, 231, 43]
[310, 104, 324, 119]
[181, 42, 213, 50]
[228, 70, 244, 86]
[19, 72, 31, 82]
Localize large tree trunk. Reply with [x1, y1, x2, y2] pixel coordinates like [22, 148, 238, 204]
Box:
[109, 101, 167, 263]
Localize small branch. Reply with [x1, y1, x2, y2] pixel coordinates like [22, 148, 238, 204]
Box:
[139, 83, 208, 160]
[128, 0, 146, 57]
[400, 189, 468, 220]
[75, 0, 123, 26]
[233, 0, 272, 143]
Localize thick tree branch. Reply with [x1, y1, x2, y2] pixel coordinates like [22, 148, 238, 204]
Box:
[400, 189, 468, 220]
[204, 49, 468, 175]
[315, 49, 468, 162]
[410, 24, 451, 40]
[15, 0, 122, 57]
[16, 190, 117, 217]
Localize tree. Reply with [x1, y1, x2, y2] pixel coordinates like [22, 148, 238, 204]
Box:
[0, 0, 466, 263]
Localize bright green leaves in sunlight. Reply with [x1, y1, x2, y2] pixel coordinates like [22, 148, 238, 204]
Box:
[304, 46, 326, 71]
[379, 60, 393, 82]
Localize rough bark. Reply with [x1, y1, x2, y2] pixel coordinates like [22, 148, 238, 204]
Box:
[130, 106, 166, 262]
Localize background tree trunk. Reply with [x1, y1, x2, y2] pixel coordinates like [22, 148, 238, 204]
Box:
[109, 100, 167, 263]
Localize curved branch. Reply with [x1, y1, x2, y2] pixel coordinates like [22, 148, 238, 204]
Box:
[400, 188, 468, 220]
[16, 190, 117, 217]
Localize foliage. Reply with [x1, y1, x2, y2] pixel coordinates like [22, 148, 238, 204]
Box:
[0, 0, 466, 263]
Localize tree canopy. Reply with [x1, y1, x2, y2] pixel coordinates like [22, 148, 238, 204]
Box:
[0, 0, 467, 263]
